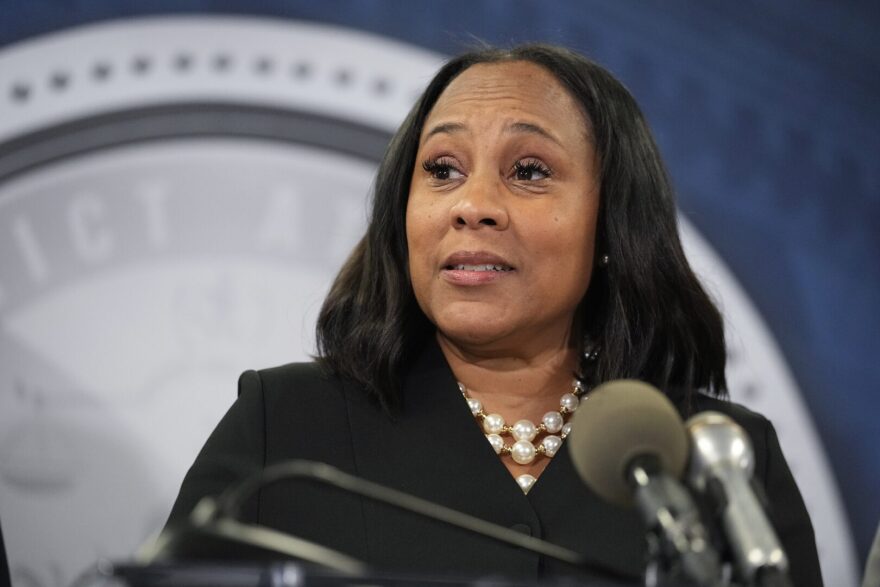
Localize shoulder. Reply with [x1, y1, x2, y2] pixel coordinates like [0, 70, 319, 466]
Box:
[668, 389, 766, 431]
[241, 361, 337, 388]
[687, 393, 769, 429]
[238, 361, 347, 403]
[237, 360, 380, 431]
[689, 392, 772, 428]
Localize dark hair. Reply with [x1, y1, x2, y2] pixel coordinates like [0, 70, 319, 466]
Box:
[316, 43, 727, 408]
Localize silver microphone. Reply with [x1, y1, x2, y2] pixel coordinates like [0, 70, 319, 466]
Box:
[686, 411, 790, 587]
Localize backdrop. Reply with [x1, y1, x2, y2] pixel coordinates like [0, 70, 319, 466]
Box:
[0, 2, 877, 587]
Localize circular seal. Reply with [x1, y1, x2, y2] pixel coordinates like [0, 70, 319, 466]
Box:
[0, 15, 856, 586]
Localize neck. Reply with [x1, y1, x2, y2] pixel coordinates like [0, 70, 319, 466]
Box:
[436, 330, 579, 420]
[437, 330, 585, 490]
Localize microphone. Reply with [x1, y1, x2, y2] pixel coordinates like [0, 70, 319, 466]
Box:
[138, 495, 368, 576]
[567, 379, 722, 587]
[141, 460, 636, 584]
[686, 412, 791, 587]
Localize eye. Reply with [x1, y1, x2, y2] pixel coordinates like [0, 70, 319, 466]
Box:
[513, 159, 552, 181]
[422, 157, 464, 181]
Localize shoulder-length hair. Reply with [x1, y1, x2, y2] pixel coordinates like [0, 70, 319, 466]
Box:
[316, 43, 727, 408]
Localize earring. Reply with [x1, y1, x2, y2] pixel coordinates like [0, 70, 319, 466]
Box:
[583, 338, 600, 362]
[598, 254, 610, 267]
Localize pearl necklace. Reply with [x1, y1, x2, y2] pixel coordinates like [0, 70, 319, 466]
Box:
[458, 378, 588, 494]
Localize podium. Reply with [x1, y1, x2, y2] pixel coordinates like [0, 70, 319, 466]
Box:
[77, 561, 643, 587]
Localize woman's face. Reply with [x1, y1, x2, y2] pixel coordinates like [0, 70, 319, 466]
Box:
[406, 61, 600, 352]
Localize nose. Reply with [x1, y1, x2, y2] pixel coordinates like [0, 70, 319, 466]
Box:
[449, 174, 509, 230]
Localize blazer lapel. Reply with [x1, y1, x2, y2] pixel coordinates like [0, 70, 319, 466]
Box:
[344, 338, 645, 580]
[529, 441, 646, 578]
[344, 339, 541, 576]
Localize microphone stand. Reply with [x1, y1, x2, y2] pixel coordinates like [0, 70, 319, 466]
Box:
[627, 456, 723, 587]
[157, 460, 638, 584]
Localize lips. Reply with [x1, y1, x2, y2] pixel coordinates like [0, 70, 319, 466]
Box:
[447, 264, 512, 272]
[442, 251, 515, 272]
[440, 251, 515, 286]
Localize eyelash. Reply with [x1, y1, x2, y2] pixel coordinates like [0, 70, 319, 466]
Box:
[513, 159, 552, 180]
[421, 157, 459, 180]
[420, 158, 552, 181]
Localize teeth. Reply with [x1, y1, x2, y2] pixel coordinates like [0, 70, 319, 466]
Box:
[451, 264, 510, 272]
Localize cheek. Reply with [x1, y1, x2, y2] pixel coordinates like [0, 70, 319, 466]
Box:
[405, 215, 437, 321]
[537, 202, 598, 274]
[406, 196, 442, 257]
[405, 206, 438, 288]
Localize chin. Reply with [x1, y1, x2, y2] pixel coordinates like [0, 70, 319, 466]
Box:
[435, 318, 513, 348]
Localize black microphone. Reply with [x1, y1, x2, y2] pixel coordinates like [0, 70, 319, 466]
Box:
[686, 412, 791, 587]
[140, 460, 636, 584]
[567, 379, 722, 587]
[138, 492, 368, 576]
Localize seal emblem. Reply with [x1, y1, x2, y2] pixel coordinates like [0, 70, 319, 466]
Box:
[0, 16, 855, 586]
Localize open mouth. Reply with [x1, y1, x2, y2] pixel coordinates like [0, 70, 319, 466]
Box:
[445, 264, 514, 272]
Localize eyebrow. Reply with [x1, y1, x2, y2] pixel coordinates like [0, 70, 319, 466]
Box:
[505, 122, 563, 147]
[424, 122, 466, 140]
[423, 121, 563, 147]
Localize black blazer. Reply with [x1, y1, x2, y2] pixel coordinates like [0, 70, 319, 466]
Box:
[168, 340, 822, 585]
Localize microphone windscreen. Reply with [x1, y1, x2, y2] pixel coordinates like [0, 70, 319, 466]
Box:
[567, 379, 688, 507]
[685, 411, 755, 485]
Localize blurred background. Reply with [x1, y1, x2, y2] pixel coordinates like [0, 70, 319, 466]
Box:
[0, 1, 877, 586]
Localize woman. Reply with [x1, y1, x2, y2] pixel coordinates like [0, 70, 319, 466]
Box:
[167, 44, 822, 585]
